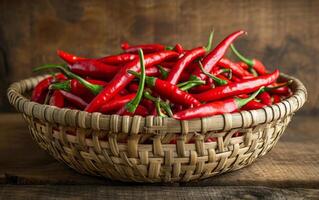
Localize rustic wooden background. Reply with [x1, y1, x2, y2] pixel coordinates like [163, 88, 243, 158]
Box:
[0, 0, 318, 114]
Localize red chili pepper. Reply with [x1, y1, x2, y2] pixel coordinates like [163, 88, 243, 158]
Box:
[141, 98, 155, 113]
[98, 53, 138, 65]
[70, 60, 119, 80]
[49, 90, 64, 108]
[273, 95, 281, 103]
[165, 32, 214, 85]
[59, 90, 88, 109]
[50, 78, 107, 97]
[231, 44, 267, 75]
[237, 61, 249, 70]
[231, 75, 242, 82]
[129, 70, 201, 107]
[99, 94, 136, 113]
[191, 30, 246, 81]
[31, 74, 66, 103]
[34, 65, 106, 96]
[85, 51, 178, 112]
[216, 74, 232, 83]
[193, 70, 279, 102]
[160, 61, 176, 68]
[146, 66, 165, 77]
[116, 105, 149, 117]
[127, 82, 139, 93]
[269, 86, 291, 96]
[189, 84, 214, 94]
[58, 49, 138, 66]
[173, 87, 263, 120]
[242, 100, 266, 110]
[57, 50, 87, 65]
[258, 91, 272, 106]
[217, 58, 252, 78]
[166, 47, 206, 84]
[121, 42, 165, 54]
[173, 43, 184, 54]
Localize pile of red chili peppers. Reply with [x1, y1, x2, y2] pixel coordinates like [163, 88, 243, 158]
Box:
[32, 30, 292, 121]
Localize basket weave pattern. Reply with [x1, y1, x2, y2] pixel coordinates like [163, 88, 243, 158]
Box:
[7, 74, 307, 182]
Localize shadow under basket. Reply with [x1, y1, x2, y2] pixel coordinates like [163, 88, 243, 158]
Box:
[7, 73, 307, 183]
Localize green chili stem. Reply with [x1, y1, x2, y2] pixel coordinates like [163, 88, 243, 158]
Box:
[199, 62, 228, 85]
[264, 80, 293, 91]
[125, 49, 146, 113]
[236, 87, 264, 108]
[179, 80, 206, 91]
[230, 44, 254, 66]
[33, 64, 103, 95]
[155, 98, 167, 117]
[165, 46, 174, 50]
[143, 91, 173, 117]
[157, 65, 168, 79]
[217, 68, 232, 80]
[127, 70, 156, 86]
[49, 80, 72, 92]
[204, 30, 214, 52]
[177, 80, 205, 88]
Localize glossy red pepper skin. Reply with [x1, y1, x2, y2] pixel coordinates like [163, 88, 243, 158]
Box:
[166, 47, 206, 85]
[99, 94, 135, 113]
[116, 105, 149, 117]
[58, 49, 138, 66]
[237, 61, 249, 70]
[57, 50, 87, 65]
[269, 86, 291, 96]
[60, 90, 88, 109]
[217, 58, 251, 78]
[69, 60, 119, 80]
[31, 74, 66, 103]
[145, 66, 163, 77]
[192, 30, 246, 81]
[258, 91, 272, 106]
[49, 90, 64, 108]
[160, 62, 176, 69]
[173, 98, 240, 120]
[252, 59, 267, 75]
[231, 75, 242, 82]
[69, 79, 108, 96]
[174, 44, 184, 54]
[149, 78, 201, 107]
[273, 95, 281, 103]
[190, 84, 214, 94]
[194, 70, 279, 102]
[121, 42, 165, 54]
[98, 53, 138, 65]
[242, 100, 266, 110]
[85, 51, 178, 112]
[174, 87, 263, 120]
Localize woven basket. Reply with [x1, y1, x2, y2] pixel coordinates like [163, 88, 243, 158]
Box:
[7, 73, 307, 183]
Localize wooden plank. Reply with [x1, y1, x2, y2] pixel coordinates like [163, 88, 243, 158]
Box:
[0, 0, 318, 114]
[0, 185, 318, 199]
[0, 113, 318, 188]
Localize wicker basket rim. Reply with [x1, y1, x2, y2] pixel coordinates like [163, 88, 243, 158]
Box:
[7, 73, 307, 134]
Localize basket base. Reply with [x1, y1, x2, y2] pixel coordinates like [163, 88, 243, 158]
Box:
[23, 113, 291, 183]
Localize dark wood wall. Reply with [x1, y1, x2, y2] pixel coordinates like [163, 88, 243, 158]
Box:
[0, 0, 318, 115]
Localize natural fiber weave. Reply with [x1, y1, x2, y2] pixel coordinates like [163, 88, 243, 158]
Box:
[7, 73, 307, 182]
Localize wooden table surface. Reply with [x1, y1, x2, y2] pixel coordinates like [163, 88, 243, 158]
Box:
[0, 113, 318, 199]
